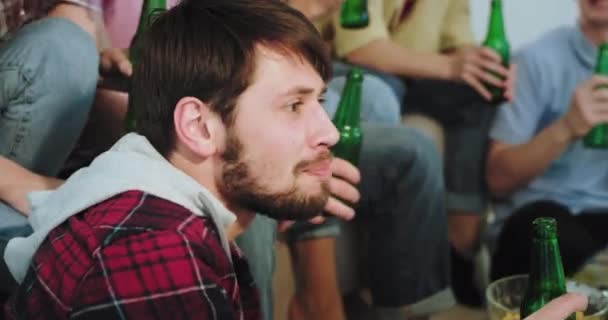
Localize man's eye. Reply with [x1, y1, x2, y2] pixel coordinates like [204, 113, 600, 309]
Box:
[287, 101, 303, 112]
[318, 97, 326, 104]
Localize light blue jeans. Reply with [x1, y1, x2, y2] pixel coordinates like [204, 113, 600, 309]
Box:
[0, 18, 98, 176]
[0, 17, 98, 292]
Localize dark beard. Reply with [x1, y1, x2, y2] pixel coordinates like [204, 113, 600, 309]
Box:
[219, 131, 330, 221]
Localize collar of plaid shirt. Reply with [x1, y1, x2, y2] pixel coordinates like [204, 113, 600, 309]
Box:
[5, 132, 238, 284]
[0, 0, 101, 41]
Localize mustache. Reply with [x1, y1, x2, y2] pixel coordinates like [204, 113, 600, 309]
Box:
[293, 151, 333, 174]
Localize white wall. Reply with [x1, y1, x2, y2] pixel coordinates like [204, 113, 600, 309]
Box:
[470, 0, 578, 51]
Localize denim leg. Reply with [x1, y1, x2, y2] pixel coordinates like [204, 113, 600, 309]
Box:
[332, 60, 406, 104]
[358, 123, 452, 308]
[235, 215, 278, 320]
[0, 18, 99, 176]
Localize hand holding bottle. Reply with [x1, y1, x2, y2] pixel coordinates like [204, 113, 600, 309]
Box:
[449, 46, 510, 101]
[323, 157, 360, 220]
[560, 76, 608, 141]
[524, 293, 588, 320]
[99, 48, 132, 77]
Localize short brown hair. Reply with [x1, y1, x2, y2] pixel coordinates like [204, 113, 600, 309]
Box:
[130, 0, 332, 155]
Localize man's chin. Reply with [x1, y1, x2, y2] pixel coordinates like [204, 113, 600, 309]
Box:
[256, 204, 325, 221]
[250, 194, 329, 221]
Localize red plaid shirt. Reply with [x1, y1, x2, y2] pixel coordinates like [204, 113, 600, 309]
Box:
[4, 190, 261, 319]
[0, 0, 100, 41]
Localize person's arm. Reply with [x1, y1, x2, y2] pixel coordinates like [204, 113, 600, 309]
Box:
[487, 76, 608, 196]
[344, 0, 475, 80]
[525, 293, 587, 320]
[332, 0, 455, 79]
[286, 0, 342, 21]
[346, 38, 454, 80]
[0, 157, 63, 215]
[487, 119, 573, 197]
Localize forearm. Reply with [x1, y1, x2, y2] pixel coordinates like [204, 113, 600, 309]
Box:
[487, 118, 574, 197]
[0, 157, 63, 215]
[344, 39, 453, 80]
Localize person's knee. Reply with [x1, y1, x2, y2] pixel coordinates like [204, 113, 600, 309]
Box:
[42, 19, 99, 102]
[3, 18, 99, 107]
[362, 124, 443, 190]
[393, 128, 443, 186]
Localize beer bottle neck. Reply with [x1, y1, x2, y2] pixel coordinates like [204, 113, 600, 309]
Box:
[527, 236, 567, 295]
[333, 72, 363, 128]
[486, 0, 506, 41]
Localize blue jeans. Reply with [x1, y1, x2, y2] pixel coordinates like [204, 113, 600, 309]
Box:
[0, 18, 98, 177]
[357, 123, 450, 308]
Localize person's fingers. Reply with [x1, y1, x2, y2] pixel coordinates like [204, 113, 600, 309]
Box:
[504, 64, 516, 101]
[277, 220, 296, 232]
[331, 157, 361, 185]
[587, 75, 608, 90]
[329, 177, 360, 204]
[468, 63, 505, 87]
[308, 215, 325, 224]
[591, 87, 608, 103]
[524, 293, 587, 320]
[118, 59, 133, 77]
[100, 49, 132, 77]
[323, 197, 355, 220]
[479, 47, 503, 62]
[463, 73, 492, 101]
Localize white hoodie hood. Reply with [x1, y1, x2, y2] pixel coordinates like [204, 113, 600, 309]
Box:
[4, 133, 237, 283]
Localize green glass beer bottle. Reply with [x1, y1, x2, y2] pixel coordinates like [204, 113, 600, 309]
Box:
[332, 68, 363, 165]
[583, 43, 608, 148]
[340, 0, 369, 29]
[124, 0, 167, 131]
[482, 0, 510, 103]
[520, 217, 574, 320]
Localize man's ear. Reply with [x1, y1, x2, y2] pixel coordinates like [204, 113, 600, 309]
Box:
[173, 97, 223, 157]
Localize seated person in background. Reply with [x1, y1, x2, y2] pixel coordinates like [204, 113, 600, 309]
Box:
[486, 0, 608, 281]
[3, 0, 360, 318]
[330, 0, 510, 264]
[327, 0, 514, 306]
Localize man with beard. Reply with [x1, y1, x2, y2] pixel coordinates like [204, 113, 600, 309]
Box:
[2, 0, 360, 318]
